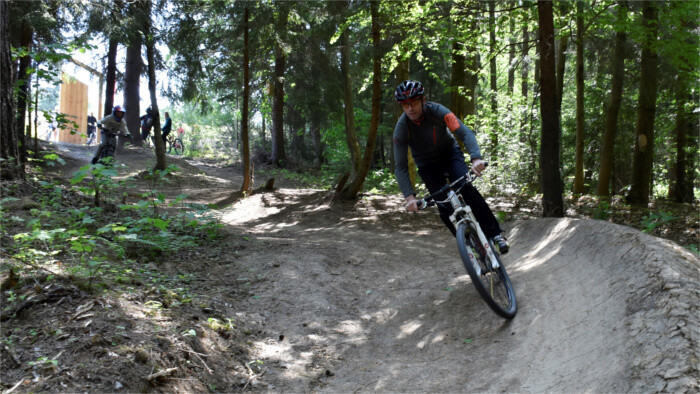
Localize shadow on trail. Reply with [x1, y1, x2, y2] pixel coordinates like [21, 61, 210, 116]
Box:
[217, 191, 699, 392]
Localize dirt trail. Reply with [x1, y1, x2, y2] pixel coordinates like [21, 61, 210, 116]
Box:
[45, 142, 700, 391]
[219, 191, 698, 392]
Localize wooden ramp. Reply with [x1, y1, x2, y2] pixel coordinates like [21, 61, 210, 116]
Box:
[58, 74, 88, 144]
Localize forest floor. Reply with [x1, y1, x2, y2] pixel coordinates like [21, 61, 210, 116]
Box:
[1, 141, 698, 393]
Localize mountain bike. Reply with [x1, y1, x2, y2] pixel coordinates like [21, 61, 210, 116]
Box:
[417, 166, 517, 318]
[144, 134, 185, 155]
[166, 134, 184, 155]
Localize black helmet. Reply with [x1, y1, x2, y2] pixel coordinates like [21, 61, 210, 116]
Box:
[146, 106, 153, 114]
[395, 80, 425, 103]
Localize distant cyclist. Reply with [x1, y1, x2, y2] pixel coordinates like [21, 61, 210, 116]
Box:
[393, 80, 509, 254]
[87, 112, 97, 145]
[140, 106, 154, 142]
[161, 112, 172, 143]
[91, 105, 131, 165]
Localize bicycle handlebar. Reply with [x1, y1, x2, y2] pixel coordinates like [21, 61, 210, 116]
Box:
[416, 162, 488, 210]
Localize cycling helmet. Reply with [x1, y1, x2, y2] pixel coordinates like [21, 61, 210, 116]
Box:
[395, 80, 425, 103]
[113, 105, 126, 121]
[146, 106, 153, 114]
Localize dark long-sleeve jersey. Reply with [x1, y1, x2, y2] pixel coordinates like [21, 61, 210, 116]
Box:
[393, 101, 481, 197]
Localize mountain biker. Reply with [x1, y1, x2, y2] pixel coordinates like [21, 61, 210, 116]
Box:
[161, 112, 172, 143]
[46, 120, 57, 141]
[91, 105, 131, 165]
[87, 112, 97, 145]
[393, 80, 509, 254]
[140, 106, 154, 142]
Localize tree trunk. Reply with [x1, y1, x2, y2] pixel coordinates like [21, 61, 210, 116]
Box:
[628, 1, 658, 205]
[507, 13, 516, 96]
[465, 17, 479, 126]
[104, 39, 118, 116]
[271, 3, 288, 167]
[14, 24, 31, 165]
[261, 109, 266, 145]
[339, 0, 360, 174]
[686, 114, 698, 202]
[488, 0, 498, 165]
[310, 117, 323, 169]
[573, 0, 586, 195]
[124, 32, 142, 144]
[668, 75, 693, 203]
[597, 1, 627, 197]
[555, 35, 567, 115]
[240, 7, 252, 192]
[0, 0, 21, 180]
[450, 41, 467, 121]
[394, 58, 413, 187]
[145, 2, 166, 171]
[33, 70, 38, 156]
[537, 0, 564, 217]
[520, 11, 529, 137]
[341, 0, 382, 199]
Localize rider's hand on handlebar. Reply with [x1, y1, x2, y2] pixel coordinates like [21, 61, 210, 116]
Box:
[471, 158, 487, 176]
[405, 194, 419, 213]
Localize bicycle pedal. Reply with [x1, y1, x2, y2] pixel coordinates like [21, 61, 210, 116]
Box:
[492, 235, 510, 254]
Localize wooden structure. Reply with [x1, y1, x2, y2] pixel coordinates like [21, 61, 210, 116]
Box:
[58, 74, 88, 144]
[70, 57, 103, 118]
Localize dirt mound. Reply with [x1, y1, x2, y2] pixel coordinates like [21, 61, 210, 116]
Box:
[216, 190, 699, 392]
[500, 218, 698, 392]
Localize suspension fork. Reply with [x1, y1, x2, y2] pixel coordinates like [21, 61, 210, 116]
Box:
[451, 205, 501, 272]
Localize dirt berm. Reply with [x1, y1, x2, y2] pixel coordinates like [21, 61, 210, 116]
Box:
[218, 191, 699, 392]
[23, 143, 699, 391]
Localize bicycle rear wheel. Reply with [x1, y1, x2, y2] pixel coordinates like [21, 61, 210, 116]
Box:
[173, 138, 184, 155]
[168, 138, 183, 155]
[456, 223, 517, 318]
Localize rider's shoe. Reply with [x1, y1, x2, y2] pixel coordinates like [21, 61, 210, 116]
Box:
[492, 234, 510, 255]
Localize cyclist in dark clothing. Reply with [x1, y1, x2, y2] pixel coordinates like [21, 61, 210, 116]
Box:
[161, 112, 172, 143]
[393, 80, 509, 254]
[140, 107, 154, 142]
[87, 113, 97, 145]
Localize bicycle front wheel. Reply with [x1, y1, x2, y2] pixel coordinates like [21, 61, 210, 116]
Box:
[456, 223, 517, 318]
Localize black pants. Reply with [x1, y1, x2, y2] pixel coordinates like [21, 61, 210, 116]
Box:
[92, 132, 117, 164]
[417, 145, 502, 238]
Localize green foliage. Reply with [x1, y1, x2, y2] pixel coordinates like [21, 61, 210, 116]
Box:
[363, 168, 399, 195]
[685, 244, 699, 255]
[641, 211, 677, 234]
[3, 157, 225, 294]
[71, 159, 121, 207]
[593, 200, 612, 221]
[262, 167, 337, 190]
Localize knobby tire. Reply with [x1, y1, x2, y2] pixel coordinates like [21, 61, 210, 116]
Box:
[168, 138, 184, 155]
[456, 223, 517, 318]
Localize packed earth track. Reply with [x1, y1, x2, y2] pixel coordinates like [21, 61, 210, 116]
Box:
[1, 142, 698, 392]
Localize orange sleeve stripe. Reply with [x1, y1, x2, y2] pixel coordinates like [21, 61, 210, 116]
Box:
[444, 113, 460, 132]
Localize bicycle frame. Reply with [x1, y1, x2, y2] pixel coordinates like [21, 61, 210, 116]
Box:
[418, 171, 500, 274]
